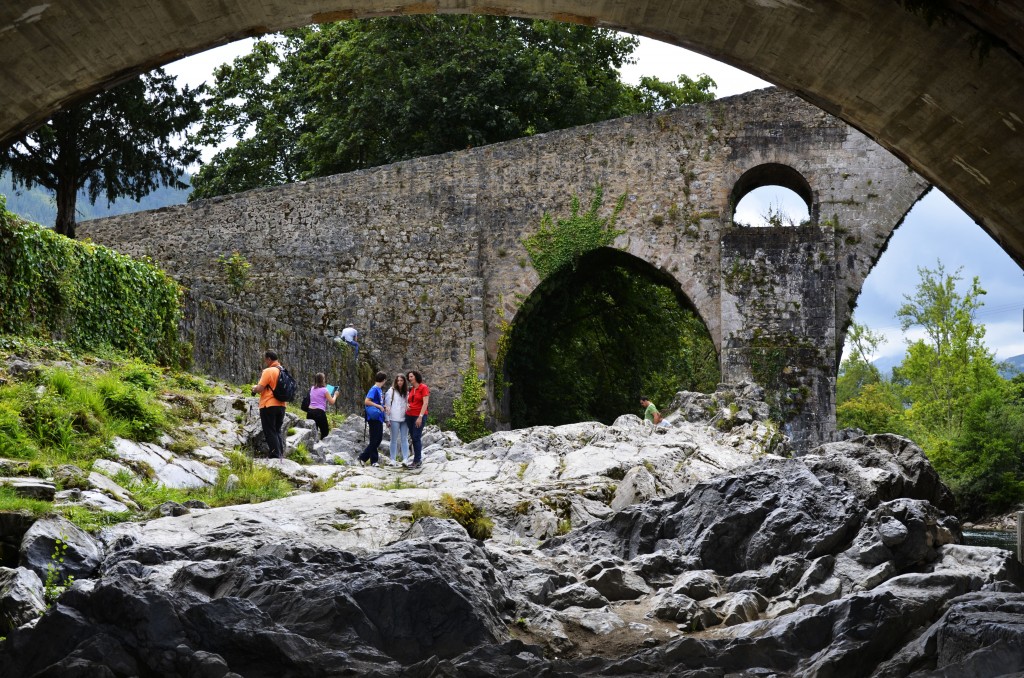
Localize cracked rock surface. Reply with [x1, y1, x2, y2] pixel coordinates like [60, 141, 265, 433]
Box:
[0, 384, 1021, 676]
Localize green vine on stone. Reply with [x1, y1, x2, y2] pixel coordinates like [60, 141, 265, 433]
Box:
[217, 251, 251, 295]
[0, 208, 184, 365]
[522, 186, 626, 280]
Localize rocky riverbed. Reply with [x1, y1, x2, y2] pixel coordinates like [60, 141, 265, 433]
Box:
[0, 382, 1022, 677]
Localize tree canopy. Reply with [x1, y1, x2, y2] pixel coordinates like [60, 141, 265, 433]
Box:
[0, 70, 201, 238]
[836, 262, 1023, 517]
[190, 16, 715, 200]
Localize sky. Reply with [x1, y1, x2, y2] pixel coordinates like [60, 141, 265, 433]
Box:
[166, 35, 1024, 363]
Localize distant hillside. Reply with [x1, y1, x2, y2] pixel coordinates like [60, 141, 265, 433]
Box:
[871, 354, 903, 380]
[0, 171, 191, 226]
[1002, 354, 1024, 378]
[871, 352, 1023, 380]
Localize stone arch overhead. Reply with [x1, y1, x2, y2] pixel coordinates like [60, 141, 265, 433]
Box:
[2, 1, 1023, 269]
[730, 163, 817, 225]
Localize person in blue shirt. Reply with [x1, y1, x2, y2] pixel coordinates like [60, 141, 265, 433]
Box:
[358, 372, 388, 466]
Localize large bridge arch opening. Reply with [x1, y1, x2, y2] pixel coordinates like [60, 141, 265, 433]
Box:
[502, 247, 719, 428]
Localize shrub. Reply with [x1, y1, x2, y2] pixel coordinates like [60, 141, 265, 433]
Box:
[438, 493, 494, 540]
[444, 346, 490, 443]
[411, 500, 442, 521]
[288, 442, 312, 465]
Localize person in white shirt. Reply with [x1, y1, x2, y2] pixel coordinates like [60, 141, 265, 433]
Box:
[337, 325, 359, 359]
[384, 373, 411, 465]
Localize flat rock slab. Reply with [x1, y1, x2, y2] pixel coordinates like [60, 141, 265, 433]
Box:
[0, 478, 55, 501]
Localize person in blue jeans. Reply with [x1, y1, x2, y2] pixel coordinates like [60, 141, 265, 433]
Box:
[405, 370, 430, 469]
[358, 372, 387, 466]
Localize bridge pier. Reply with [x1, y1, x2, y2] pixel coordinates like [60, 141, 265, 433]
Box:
[720, 225, 837, 451]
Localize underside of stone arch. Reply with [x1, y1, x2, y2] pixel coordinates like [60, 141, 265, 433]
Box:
[2, 0, 1023, 271]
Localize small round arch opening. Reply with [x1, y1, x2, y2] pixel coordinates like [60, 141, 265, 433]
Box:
[731, 163, 816, 226]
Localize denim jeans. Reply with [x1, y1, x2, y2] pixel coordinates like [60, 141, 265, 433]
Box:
[406, 414, 424, 464]
[389, 419, 410, 462]
[259, 405, 286, 459]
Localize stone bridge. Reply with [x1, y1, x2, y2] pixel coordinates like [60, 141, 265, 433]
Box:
[82, 89, 929, 449]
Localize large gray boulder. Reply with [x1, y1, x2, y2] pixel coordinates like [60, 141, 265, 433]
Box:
[0, 567, 45, 632]
[548, 458, 862, 575]
[19, 516, 103, 582]
[0, 518, 512, 676]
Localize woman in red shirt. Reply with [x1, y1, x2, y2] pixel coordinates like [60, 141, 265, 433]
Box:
[405, 370, 430, 469]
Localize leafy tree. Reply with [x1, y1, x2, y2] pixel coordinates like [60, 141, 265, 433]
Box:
[836, 320, 886, 406]
[190, 16, 716, 199]
[618, 74, 716, 113]
[895, 261, 1000, 439]
[836, 382, 905, 434]
[0, 70, 201, 238]
[931, 378, 1024, 518]
[834, 265, 1023, 516]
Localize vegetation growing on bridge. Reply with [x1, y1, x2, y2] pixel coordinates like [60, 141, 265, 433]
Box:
[522, 186, 625, 279]
[446, 346, 489, 443]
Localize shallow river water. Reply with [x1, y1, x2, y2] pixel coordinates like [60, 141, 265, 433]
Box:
[962, 529, 1017, 550]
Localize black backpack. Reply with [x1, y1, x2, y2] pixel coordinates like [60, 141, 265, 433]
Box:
[272, 366, 298, 402]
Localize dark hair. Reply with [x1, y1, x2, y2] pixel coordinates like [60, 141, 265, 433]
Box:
[639, 395, 649, 402]
[393, 373, 408, 397]
[407, 370, 423, 384]
[375, 371, 387, 383]
[314, 372, 326, 387]
[265, 350, 278, 361]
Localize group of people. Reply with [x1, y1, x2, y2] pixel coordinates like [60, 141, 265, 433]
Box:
[251, 348, 431, 468]
[358, 370, 430, 468]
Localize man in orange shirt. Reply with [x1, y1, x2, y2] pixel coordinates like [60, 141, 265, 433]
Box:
[251, 350, 286, 459]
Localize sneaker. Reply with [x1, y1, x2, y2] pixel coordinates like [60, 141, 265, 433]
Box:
[410, 461, 422, 469]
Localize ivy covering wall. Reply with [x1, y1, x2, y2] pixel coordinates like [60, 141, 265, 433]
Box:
[0, 200, 184, 365]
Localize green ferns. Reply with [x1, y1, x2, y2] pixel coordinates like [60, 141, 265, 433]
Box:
[522, 186, 626, 279]
[0, 206, 184, 365]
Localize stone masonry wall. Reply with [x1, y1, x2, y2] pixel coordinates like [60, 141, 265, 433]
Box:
[181, 291, 360, 409]
[82, 88, 929, 446]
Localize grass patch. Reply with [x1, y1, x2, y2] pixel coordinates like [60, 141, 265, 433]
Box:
[409, 495, 495, 539]
[310, 475, 338, 492]
[288, 442, 312, 465]
[439, 493, 493, 540]
[377, 476, 416, 491]
[411, 500, 442, 520]
[0, 485, 52, 517]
